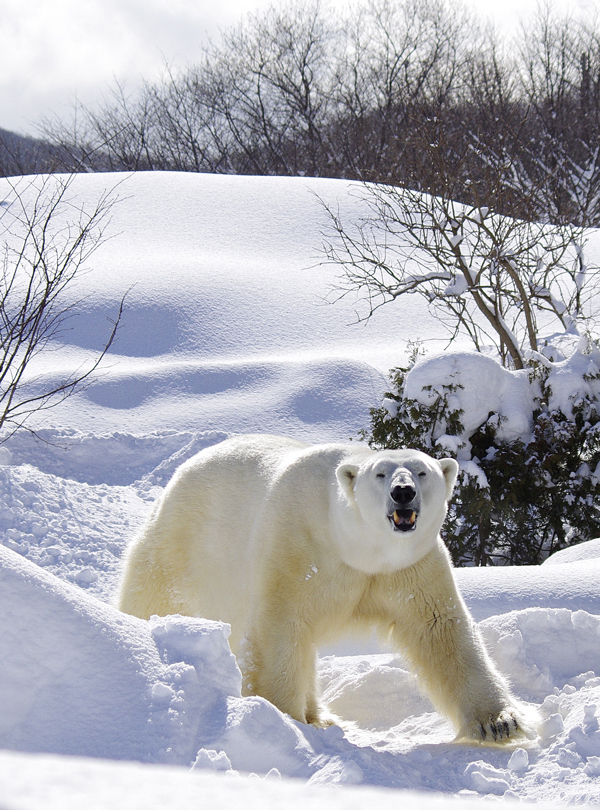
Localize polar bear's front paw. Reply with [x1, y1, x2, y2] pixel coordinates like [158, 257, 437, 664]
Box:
[464, 709, 523, 744]
[306, 706, 341, 728]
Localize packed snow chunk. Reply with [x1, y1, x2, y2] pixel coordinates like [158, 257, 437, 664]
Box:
[539, 713, 564, 741]
[507, 747, 529, 773]
[566, 704, 600, 758]
[464, 761, 511, 795]
[206, 696, 316, 778]
[403, 351, 534, 445]
[192, 748, 232, 772]
[75, 567, 98, 584]
[543, 538, 600, 565]
[146, 618, 244, 767]
[586, 756, 600, 776]
[149, 615, 242, 698]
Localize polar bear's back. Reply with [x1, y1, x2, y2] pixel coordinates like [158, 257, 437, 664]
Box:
[117, 435, 311, 638]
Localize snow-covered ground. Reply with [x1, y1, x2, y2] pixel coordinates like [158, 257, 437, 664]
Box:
[1, 172, 600, 809]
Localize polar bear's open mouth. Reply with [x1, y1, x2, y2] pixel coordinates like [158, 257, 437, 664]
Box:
[389, 509, 418, 532]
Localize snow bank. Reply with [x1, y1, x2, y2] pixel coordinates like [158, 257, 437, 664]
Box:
[455, 560, 600, 620]
[0, 545, 240, 764]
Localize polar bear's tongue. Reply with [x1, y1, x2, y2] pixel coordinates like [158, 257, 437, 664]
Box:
[393, 509, 417, 531]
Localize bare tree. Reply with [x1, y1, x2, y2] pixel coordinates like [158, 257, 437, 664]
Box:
[517, 5, 600, 225]
[332, 0, 471, 182]
[0, 174, 124, 437]
[35, 0, 600, 230]
[323, 182, 594, 368]
[200, 0, 335, 176]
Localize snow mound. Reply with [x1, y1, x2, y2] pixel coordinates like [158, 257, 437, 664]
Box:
[455, 560, 600, 621]
[24, 356, 387, 443]
[0, 545, 240, 764]
[543, 538, 600, 565]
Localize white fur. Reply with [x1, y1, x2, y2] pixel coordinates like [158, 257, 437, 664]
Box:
[118, 434, 531, 741]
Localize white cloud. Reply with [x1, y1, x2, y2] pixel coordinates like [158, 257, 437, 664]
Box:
[0, 0, 597, 138]
[0, 0, 272, 135]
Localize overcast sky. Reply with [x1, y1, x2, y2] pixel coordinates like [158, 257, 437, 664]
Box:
[0, 0, 596, 138]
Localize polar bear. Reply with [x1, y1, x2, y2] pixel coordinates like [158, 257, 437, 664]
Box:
[118, 434, 528, 742]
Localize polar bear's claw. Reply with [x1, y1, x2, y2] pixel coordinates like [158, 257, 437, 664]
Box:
[476, 712, 520, 743]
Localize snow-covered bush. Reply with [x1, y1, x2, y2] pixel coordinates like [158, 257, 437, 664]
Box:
[363, 342, 600, 566]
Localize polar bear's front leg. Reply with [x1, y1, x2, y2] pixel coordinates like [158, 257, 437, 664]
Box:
[389, 547, 530, 743]
[242, 614, 326, 726]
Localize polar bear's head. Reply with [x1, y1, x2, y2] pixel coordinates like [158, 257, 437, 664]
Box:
[334, 449, 459, 573]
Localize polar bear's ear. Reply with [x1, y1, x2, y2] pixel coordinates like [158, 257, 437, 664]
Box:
[440, 458, 459, 499]
[336, 463, 359, 503]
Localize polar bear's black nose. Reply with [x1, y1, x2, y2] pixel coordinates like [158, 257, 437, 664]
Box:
[391, 484, 416, 505]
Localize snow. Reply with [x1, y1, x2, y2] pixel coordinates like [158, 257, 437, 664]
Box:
[543, 538, 600, 565]
[404, 351, 535, 446]
[402, 338, 600, 501]
[1, 171, 600, 808]
[544, 336, 600, 418]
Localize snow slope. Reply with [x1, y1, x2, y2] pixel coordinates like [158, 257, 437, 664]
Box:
[1, 172, 600, 809]
[5, 171, 452, 442]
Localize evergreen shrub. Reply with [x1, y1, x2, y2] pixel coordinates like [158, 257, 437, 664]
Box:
[362, 349, 600, 565]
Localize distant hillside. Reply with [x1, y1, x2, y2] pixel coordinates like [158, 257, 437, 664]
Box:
[0, 128, 68, 177]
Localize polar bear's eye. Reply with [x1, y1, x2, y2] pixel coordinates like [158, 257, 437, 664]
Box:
[418, 471, 426, 478]
[376, 472, 385, 479]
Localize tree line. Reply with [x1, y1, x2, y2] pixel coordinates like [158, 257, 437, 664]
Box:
[30, 0, 600, 227]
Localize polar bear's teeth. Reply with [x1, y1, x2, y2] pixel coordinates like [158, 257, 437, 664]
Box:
[393, 510, 417, 528]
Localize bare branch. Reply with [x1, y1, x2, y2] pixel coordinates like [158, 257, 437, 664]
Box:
[321, 180, 591, 368]
[0, 174, 125, 438]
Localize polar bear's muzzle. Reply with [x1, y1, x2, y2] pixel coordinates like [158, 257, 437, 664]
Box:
[388, 483, 419, 533]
